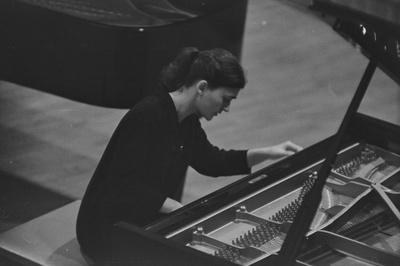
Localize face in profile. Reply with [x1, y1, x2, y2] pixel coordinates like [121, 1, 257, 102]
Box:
[197, 83, 240, 121]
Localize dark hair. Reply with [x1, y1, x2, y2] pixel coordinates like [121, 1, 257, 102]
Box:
[161, 47, 246, 92]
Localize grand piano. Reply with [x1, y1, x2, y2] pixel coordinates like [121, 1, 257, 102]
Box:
[108, 1, 400, 265]
[0, 0, 247, 108]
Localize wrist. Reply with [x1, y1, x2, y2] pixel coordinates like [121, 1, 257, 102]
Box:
[247, 148, 269, 167]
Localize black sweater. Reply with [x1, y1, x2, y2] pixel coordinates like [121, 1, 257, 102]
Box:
[76, 88, 250, 259]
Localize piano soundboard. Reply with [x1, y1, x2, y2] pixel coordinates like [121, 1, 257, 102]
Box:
[164, 142, 400, 265]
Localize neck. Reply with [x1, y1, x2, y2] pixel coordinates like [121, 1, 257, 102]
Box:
[169, 90, 196, 122]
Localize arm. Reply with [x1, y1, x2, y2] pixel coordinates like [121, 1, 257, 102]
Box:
[246, 141, 303, 167]
[190, 120, 250, 177]
[160, 141, 301, 213]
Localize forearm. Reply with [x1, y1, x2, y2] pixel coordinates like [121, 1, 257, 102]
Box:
[247, 141, 303, 167]
[247, 148, 270, 167]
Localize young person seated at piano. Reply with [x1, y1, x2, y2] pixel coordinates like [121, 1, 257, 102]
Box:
[76, 47, 302, 262]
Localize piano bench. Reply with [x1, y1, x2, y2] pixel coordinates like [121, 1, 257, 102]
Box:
[0, 200, 93, 266]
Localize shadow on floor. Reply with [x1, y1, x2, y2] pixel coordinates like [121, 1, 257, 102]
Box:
[0, 170, 73, 234]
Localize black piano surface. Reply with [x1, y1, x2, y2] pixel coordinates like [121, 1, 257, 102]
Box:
[0, 0, 247, 108]
[109, 1, 400, 265]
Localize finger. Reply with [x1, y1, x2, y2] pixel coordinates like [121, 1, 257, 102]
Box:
[286, 142, 303, 152]
[285, 150, 296, 156]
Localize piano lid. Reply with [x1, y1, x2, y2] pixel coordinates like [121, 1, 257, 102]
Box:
[1, 0, 247, 108]
[310, 0, 400, 85]
[15, 0, 195, 27]
[14, 0, 235, 27]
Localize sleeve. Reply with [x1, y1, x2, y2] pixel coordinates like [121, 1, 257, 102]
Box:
[104, 111, 166, 219]
[189, 120, 251, 177]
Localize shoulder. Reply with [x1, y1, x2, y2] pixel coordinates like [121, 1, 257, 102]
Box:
[115, 95, 163, 131]
[127, 95, 163, 119]
[134, 94, 162, 112]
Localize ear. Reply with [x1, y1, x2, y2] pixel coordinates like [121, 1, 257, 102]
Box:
[196, 80, 208, 95]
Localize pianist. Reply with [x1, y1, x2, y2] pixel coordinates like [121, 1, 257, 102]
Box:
[76, 47, 302, 262]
